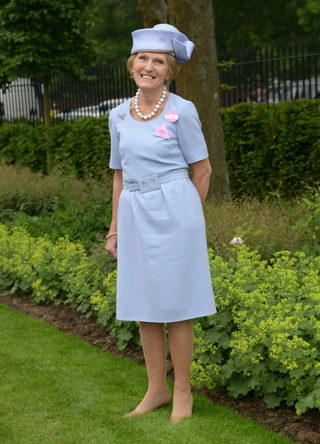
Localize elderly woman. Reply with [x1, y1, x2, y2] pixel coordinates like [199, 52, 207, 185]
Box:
[106, 24, 216, 422]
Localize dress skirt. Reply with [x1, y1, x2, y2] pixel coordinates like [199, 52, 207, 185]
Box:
[116, 177, 216, 322]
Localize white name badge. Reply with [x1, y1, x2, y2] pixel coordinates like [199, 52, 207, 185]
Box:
[165, 110, 179, 122]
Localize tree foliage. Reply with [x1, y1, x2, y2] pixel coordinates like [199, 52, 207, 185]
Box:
[90, 0, 143, 63]
[297, 0, 320, 33]
[212, 0, 320, 49]
[0, 0, 97, 82]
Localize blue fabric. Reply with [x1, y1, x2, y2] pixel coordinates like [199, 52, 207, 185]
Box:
[131, 24, 194, 64]
[109, 93, 216, 322]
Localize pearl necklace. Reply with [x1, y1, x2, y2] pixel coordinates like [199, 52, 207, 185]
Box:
[134, 86, 167, 120]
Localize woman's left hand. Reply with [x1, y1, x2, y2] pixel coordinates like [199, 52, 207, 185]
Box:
[189, 158, 212, 203]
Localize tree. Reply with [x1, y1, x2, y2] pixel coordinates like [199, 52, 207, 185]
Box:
[212, 0, 307, 49]
[0, 0, 97, 171]
[168, 0, 231, 199]
[137, 0, 167, 28]
[90, 0, 143, 63]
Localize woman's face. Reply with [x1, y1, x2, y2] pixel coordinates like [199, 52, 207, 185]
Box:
[132, 52, 170, 92]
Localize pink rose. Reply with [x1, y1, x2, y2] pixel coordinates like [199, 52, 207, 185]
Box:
[230, 237, 244, 246]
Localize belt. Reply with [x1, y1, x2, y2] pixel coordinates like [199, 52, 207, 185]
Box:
[123, 170, 189, 194]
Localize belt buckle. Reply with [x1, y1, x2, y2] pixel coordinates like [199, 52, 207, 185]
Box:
[137, 174, 160, 194]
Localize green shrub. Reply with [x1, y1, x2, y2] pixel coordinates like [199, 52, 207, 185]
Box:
[2, 203, 112, 251]
[204, 196, 307, 260]
[221, 99, 320, 198]
[292, 184, 320, 257]
[0, 123, 47, 172]
[0, 162, 113, 215]
[191, 245, 320, 415]
[0, 117, 111, 176]
[52, 117, 111, 178]
[0, 162, 60, 215]
[0, 224, 137, 350]
[0, 159, 310, 263]
[0, 163, 113, 250]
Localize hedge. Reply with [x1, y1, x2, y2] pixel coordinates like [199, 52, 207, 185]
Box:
[0, 117, 111, 176]
[1, 99, 320, 197]
[221, 99, 320, 198]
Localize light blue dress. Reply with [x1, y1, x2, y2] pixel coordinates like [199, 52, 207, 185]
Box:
[109, 93, 216, 322]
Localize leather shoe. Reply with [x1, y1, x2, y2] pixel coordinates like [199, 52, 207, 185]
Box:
[124, 387, 172, 418]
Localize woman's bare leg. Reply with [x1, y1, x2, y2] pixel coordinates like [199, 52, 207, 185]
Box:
[167, 320, 194, 417]
[133, 322, 168, 413]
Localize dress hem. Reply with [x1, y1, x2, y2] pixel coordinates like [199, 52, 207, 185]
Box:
[116, 309, 217, 323]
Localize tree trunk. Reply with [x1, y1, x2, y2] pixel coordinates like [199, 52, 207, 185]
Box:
[137, 0, 167, 28]
[40, 15, 53, 173]
[167, 0, 231, 200]
[43, 75, 53, 172]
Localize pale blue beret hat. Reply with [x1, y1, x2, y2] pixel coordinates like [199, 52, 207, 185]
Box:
[131, 24, 194, 64]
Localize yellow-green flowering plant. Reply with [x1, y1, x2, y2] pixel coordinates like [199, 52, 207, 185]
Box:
[90, 271, 141, 350]
[0, 224, 139, 349]
[292, 184, 320, 258]
[191, 245, 320, 415]
[2, 223, 320, 412]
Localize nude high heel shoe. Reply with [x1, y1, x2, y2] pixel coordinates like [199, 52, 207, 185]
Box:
[124, 387, 172, 418]
[170, 394, 193, 423]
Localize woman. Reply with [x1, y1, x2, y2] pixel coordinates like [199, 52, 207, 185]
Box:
[106, 24, 216, 422]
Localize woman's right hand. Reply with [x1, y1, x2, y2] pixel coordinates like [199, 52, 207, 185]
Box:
[106, 234, 118, 259]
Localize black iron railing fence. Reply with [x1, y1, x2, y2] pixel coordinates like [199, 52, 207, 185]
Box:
[218, 34, 320, 107]
[1, 34, 319, 125]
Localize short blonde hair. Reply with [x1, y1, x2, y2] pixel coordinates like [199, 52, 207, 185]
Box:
[127, 53, 180, 87]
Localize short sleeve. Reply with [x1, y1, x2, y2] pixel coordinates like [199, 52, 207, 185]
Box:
[176, 101, 209, 164]
[109, 109, 122, 169]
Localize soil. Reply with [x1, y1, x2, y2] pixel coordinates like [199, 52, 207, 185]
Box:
[1, 292, 320, 444]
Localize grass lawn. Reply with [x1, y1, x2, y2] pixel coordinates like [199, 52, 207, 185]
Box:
[0, 303, 294, 444]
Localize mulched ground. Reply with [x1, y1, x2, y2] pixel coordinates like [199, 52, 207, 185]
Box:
[1, 292, 320, 444]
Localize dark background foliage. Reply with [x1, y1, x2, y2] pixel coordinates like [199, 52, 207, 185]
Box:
[90, 0, 143, 64]
[89, 0, 320, 64]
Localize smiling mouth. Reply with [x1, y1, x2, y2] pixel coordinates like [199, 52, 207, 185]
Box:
[141, 75, 155, 80]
